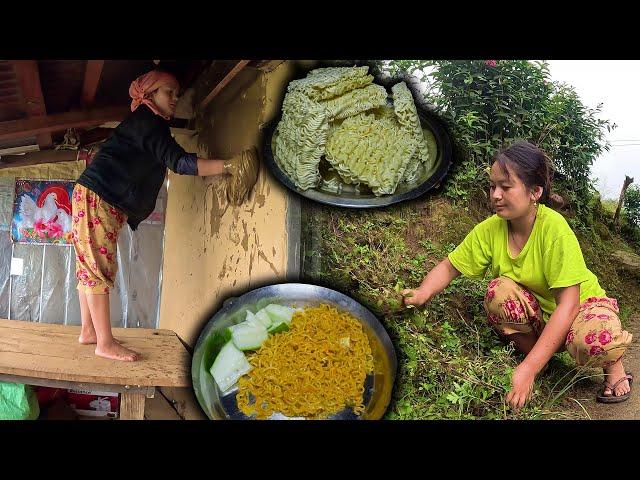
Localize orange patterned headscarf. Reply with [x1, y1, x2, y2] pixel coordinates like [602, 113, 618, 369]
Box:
[129, 70, 179, 120]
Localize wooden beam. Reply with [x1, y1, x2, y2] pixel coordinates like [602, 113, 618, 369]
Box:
[100, 117, 195, 136]
[0, 144, 40, 156]
[253, 60, 285, 72]
[614, 175, 634, 230]
[10, 60, 52, 149]
[0, 105, 130, 142]
[200, 60, 251, 109]
[0, 149, 77, 169]
[120, 392, 147, 420]
[81, 60, 104, 107]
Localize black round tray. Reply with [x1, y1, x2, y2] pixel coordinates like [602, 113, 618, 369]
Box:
[261, 105, 453, 208]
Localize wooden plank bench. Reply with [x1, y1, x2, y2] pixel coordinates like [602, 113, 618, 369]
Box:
[0, 318, 192, 420]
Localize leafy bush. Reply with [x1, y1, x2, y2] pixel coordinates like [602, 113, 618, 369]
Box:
[624, 185, 640, 228]
[378, 60, 614, 228]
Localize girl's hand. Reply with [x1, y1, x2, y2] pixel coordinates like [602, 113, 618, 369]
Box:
[505, 362, 536, 410]
[401, 288, 429, 307]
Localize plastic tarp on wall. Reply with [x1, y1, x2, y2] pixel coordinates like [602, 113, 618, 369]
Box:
[0, 162, 165, 328]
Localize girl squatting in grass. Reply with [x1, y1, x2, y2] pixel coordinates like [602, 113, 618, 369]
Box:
[403, 140, 633, 409]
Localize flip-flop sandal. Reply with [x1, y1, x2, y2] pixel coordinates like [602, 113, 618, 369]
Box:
[596, 373, 633, 404]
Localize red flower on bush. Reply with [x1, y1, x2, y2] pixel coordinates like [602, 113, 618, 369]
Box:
[598, 330, 613, 345]
[584, 332, 597, 344]
[485, 60, 498, 67]
[589, 345, 605, 356]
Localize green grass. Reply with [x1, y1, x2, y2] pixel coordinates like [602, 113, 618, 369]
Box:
[299, 194, 630, 419]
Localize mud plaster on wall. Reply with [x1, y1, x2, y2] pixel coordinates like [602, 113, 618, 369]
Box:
[159, 62, 303, 347]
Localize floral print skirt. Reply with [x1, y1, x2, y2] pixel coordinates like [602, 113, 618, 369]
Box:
[484, 276, 632, 368]
[71, 184, 126, 295]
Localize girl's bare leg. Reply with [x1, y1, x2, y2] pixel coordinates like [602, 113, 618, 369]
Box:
[85, 293, 139, 362]
[78, 290, 97, 344]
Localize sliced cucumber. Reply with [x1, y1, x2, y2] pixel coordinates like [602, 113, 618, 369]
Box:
[204, 328, 233, 371]
[264, 304, 295, 333]
[268, 321, 290, 334]
[210, 341, 251, 392]
[264, 304, 294, 324]
[254, 309, 273, 329]
[244, 310, 261, 328]
[229, 322, 269, 351]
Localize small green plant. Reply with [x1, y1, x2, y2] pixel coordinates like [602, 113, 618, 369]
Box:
[624, 185, 640, 228]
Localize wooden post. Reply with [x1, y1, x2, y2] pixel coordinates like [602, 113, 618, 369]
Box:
[120, 392, 147, 420]
[614, 175, 634, 230]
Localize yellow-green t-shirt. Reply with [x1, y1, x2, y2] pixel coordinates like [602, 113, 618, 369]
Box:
[448, 204, 605, 321]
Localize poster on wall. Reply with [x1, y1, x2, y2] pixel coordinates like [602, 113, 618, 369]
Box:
[11, 179, 75, 246]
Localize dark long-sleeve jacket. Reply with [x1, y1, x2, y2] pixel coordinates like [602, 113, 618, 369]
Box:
[76, 104, 197, 230]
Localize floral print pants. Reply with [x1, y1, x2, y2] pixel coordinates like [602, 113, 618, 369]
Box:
[71, 184, 127, 295]
[484, 276, 633, 368]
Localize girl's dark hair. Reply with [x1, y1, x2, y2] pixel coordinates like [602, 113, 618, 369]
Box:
[494, 140, 553, 205]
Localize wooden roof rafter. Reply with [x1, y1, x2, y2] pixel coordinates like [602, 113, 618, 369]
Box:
[0, 105, 131, 142]
[81, 60, 105, 107]
[10, 60, 52, 149]
[199, 60, 251, 110]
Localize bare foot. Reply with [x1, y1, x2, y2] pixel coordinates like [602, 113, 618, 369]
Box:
[78, 328, 97, 345]
[79, 333, 123, 346]
[603, 359, 631, 397]
[95, 341, 140, 362]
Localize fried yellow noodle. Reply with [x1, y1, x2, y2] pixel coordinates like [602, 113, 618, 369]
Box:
[236, 304, 374, 419]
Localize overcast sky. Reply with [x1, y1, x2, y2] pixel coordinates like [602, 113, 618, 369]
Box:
[546, 60, 640, 199]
